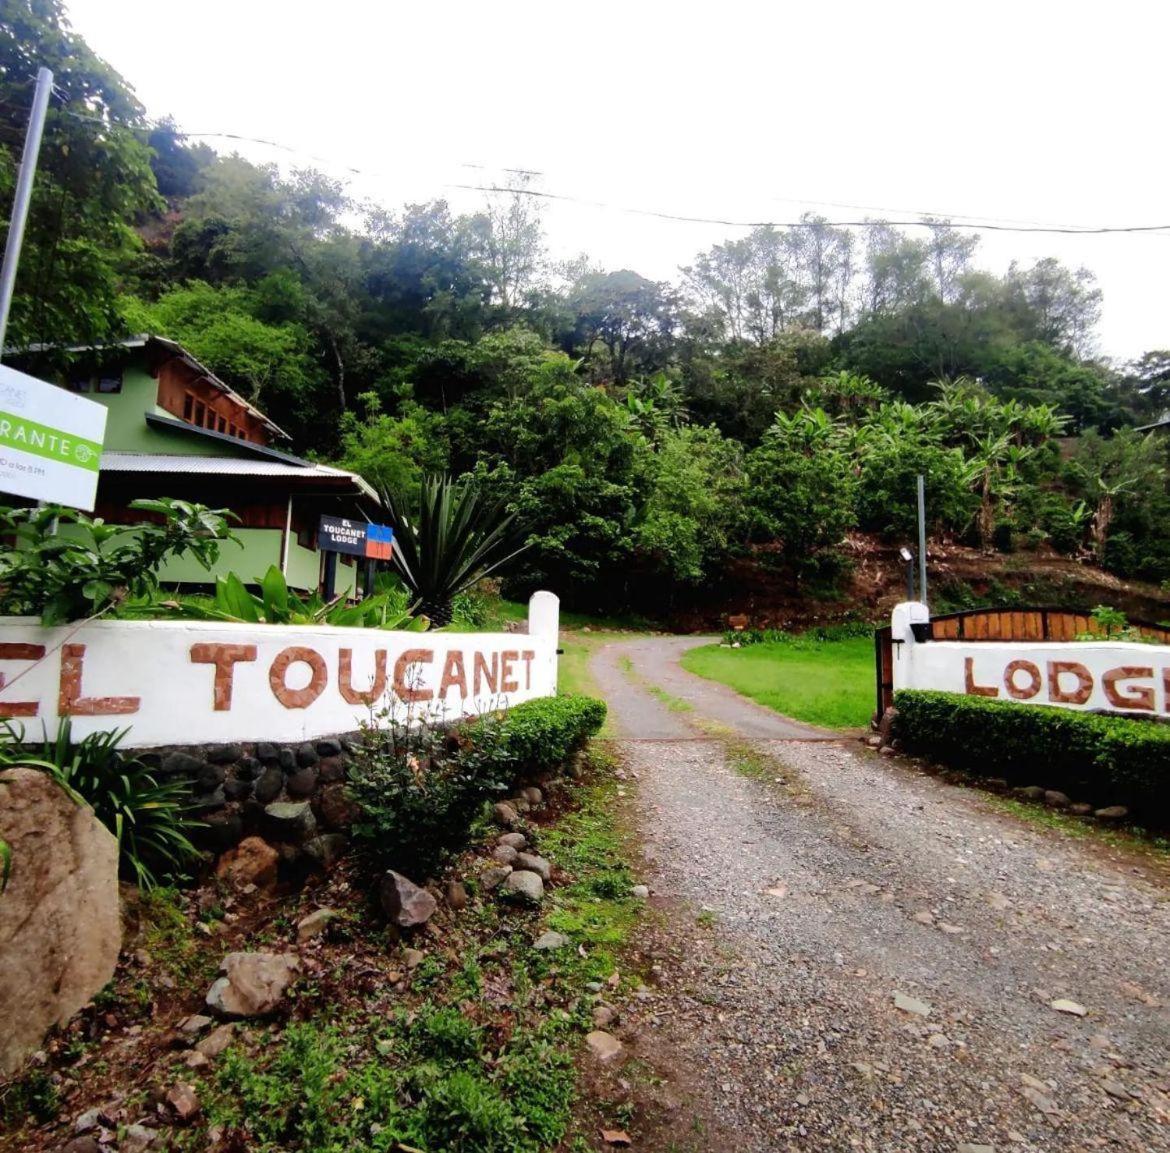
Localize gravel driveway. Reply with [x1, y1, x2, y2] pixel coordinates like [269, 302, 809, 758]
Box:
[591, 635, 1170, 1152]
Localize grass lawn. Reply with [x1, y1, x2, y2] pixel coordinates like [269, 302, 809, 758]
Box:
[680, 636, 874, 730]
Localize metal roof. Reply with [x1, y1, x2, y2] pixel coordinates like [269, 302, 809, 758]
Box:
[99, 452, 379, 502]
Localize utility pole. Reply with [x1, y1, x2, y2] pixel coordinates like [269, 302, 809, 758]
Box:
[0, 67, 53, 359]
[916, 473, 928, 607]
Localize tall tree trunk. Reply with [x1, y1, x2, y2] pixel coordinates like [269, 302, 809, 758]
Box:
[329, 335, 346, 412]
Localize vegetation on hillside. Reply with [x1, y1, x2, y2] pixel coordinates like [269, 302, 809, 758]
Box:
[5, 2, 1170, 619]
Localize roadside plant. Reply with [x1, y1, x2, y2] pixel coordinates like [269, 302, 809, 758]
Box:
[0, 719, 199, 889]
[0, 499, 237, 625]
[380, 473, 529, 627]
[128, 565, 429, 630]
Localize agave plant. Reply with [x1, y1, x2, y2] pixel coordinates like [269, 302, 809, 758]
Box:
[380, 473, 529, 627]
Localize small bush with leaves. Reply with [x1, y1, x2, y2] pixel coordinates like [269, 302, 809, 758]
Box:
[348, 695, 606, 876]
[0, 499, 237, 625]
[724, 621, 874, 646]
[0, 719, 199, 888]
[894, 689, 1170, 820]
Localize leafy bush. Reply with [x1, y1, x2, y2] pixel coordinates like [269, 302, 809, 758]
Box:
[724, 621, 874, 646]
[128, 565, 427, 630]
[348, 695, 605, 875]
[0, 499, 237, 625]
[0, 720, 199, 888]
[894, 689, 1170, 819]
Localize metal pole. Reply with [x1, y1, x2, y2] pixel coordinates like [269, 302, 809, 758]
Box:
[0, 67, 53, 358]
[916, 473, 928, 607]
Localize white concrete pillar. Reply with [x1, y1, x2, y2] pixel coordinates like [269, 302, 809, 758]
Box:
[528, 591, 560, 697]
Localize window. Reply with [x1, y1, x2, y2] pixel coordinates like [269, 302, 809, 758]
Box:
[194, 401, 205, 426]
[66, 376, 91, 393]
[96, 373, 122, 394]
[182, 394, 194, 421]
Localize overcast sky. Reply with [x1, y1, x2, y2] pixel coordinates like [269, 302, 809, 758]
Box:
[66, 0, 1169, 361]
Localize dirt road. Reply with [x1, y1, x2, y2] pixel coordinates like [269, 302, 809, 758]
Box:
[592, 635, 1170, 1152]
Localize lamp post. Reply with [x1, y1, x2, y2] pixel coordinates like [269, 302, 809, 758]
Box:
[900, 547, 915, 601]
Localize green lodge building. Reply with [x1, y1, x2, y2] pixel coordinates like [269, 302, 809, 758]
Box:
[9, 336, 380, 596]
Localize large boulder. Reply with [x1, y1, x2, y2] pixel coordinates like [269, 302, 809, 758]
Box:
[215, 836, 279, 890]
[205, 952, 299, 1018]
[0, 768, 121, 1077]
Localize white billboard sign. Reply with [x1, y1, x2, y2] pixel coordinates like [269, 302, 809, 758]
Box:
[0, 364, 106, 510]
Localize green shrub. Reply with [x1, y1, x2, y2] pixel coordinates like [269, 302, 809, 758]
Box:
[894, 690, 1170, 819]
[348, 695, 605, 875]
[0, 720, 199, 888]
[724, 621, 873, 646]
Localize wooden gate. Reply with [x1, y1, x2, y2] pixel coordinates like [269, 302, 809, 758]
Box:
[873, 608, 1170, 719]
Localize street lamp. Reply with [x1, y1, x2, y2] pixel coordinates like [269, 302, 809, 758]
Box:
[899, 547, 915, 601]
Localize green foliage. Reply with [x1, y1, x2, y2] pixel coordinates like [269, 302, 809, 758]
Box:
[381, 473, 530, 627]
[337, 392, 449, 502]
[894, 690, 1170, 820]
[132, 565, 427, 630]
[726, 621, 874, 645]
[0, 499, 236, 625]
[348, 696, 605, 875]
[0, 719, 199, 888]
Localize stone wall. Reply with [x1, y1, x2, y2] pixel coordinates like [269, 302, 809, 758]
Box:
[141, 736, 362, 871]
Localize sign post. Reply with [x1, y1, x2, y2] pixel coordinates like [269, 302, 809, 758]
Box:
[317, 515, 394, 600]
[0, 363, 106, 511]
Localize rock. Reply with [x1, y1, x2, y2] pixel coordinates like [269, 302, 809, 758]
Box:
[285, 766, 319, 798]
[1070, 802, 1094, 816]
[912, 911, 935, 925]
[61, 1138, 102, 1153]
[1016, 785, 1046, 801]
[190, 787, 226, 814]
[510, 796, 531, 814]
[893, 991, 931, 1017]
[196, 764, 227, 792]
[878, 746, 895, 756]
[253, 767, 284, 804]
[1050, 998, 1087, 1016]
[1021, 1084, 1058, 1115]
[256, 742, 280, 764]
[515, 852, 552, 882]
[592, 1004, 617, 1027]
[195, 1023, 236, 1058]
[585, 1030, 623, 1062]
[315, 783, 359, 830]
[927, 1032, 950, 1049]
[315, 738, 343, 757]
[223, 778, 253, 802]
[601, 1128, 632, 1146]
[1044, 790, 1071, 808]
[403, 948, 426, 969]
[0, 768, 121, 1078]
[303, 833, 348, 869]
[865, 735, 883, 748]
[178, 1013, 213, 1035]
[521, 786, 543, 805]
[1101, 1079, 1129, 1100]
[481, 866, 512, 891]
[277, 747, 298, 773]
[498, 832, 527, 850]
[215, 836, 279, 890]
[120, 1124, 158, 1152]
[380, 871, 438, 927]
[493, 802, 520, 828]
[209, 744, 245, 764]
[296, 908, 339, 942]
[534, 930, 569, 950]
[877, 706, 898, 743]
[1095, 805, 1128, 822]
[183, 1050, 210, 1069]
[446, 879, 468, 910]
[161, 752, 206, 778]
[73, 1107, 103, 1133]
[296, 742, 320, 768]
[631, 885, 650, 899]
[165, 1083, 201, 1123]
[317, 757, 347, 784]
[957, 1145, 995, 1153]
[205, 953, 299, 1018]
[502, 869, 544, 904]
[264, 800, 317, 841]
[236, 756, 263, 781]
[493, 844, 519, 865]
[985, 777, 1009, 791]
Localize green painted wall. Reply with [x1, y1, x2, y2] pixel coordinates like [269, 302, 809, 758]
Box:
[91, 364, 165, 452]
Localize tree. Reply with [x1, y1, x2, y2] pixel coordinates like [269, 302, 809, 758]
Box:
[786, 214, 854, 333]
[336, 393, 449, 502]
[1006, 257, 1102, 356]
[0, 0, 161, 350]
[922, 218, 978, 303]
[466, 174, 545, 312]
[569, 269, 677, 383]
[862, 223, 930, 314]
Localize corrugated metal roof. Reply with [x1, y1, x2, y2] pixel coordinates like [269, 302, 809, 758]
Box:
[99, 453, 379, 501]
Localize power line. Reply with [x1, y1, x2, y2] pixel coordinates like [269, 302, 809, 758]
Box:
[36, 107, 1170, 238]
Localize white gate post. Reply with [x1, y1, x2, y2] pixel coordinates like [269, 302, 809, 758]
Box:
[528, 591, 560, 697]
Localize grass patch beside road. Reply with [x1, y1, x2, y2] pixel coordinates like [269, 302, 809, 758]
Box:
[681, 636, 874, 730]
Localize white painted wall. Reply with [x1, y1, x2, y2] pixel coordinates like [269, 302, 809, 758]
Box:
[0, 593, 559, 747]
[890, 602, 1170, 716]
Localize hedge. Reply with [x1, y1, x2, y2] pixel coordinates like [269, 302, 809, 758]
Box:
[349, 694, 607, 874]
[894, 689, 1170, 822]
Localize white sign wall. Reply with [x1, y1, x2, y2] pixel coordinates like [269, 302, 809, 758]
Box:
[0, 592, 560, 747]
